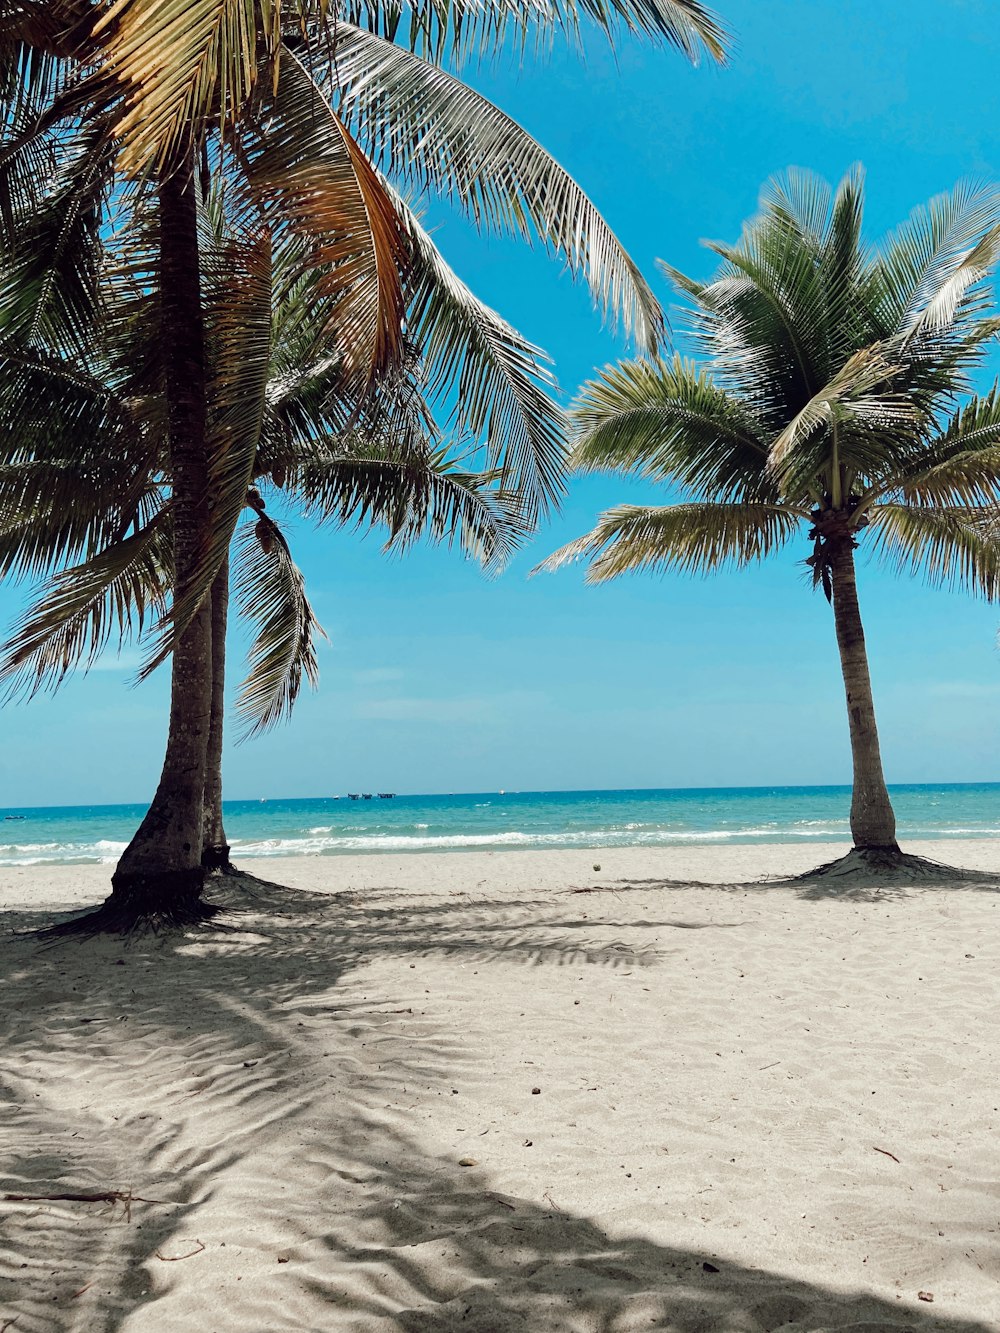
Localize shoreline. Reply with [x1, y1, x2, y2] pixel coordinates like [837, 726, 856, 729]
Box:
[3, 837, 1000, 910]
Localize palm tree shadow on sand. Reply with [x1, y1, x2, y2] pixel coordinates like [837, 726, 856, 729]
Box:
[1, 873, 996, 1331]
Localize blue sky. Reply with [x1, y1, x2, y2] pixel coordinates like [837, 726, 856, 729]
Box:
[3, 0, 1000, 806]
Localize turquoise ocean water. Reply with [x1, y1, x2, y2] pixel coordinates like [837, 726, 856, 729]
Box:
[1, 784, 1000, 866]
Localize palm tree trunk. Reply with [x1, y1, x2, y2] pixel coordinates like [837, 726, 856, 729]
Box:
[107, 151, 215, 924]
[828, 535, 899, 852]
[202, 553, 234, 873]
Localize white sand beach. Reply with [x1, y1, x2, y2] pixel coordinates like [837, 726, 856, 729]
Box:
[2, 840, 999, 1331]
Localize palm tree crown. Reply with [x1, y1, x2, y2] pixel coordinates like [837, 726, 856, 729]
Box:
[542, 169, 1000, 867]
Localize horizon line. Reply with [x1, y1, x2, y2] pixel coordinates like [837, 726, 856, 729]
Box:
[3, 779, 1000, 814]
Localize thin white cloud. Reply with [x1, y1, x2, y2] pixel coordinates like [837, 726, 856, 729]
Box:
[353, 667, 406, 686]
[354, 695, 497, 723]
[923, 680, 1000, 701]
[89, 649, 146, 673]
[354, 689, 548, 725]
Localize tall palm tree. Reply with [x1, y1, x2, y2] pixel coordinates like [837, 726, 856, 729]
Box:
[541, 169, 1000, 875]
[0, 0, 728, 925]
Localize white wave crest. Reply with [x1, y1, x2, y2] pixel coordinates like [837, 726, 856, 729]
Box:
[0, 837, 126, 866]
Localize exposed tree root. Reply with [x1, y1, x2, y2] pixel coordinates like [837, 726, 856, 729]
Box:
[32, 867, 333, 942]
[794, 845, 1000, 886]
[207, 869, 334, 912]
[37, 897, 222, 942]
[37, 868, 220, 941]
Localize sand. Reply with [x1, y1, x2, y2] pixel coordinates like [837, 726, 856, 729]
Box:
[2, 839, 999, 1332]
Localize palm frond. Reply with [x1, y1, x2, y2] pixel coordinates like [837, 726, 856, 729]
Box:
[293, 440, 530, 574]
[0, 509, 172, 699]
[337, 0, 728, 65]
[570, 354, 770, 498]
[881, 389, 1000, 508]
[231, 511, 322, 738]
[759, 168, 834, 246]
[866, 502, 1000, 598]
[0, 121, 114, 357]
[685, 212, 831, 407]
[817, 167, 868, 368]
[0, 454, 162, 581]
[0, 57, 68, 242]
[391, 191, 566, 518]
[240, 47, 408, 389]
[536, 500, 805, 581]
[93, 0, 268, 177]
[869, 180, 1000, 340]
[0, 344, 159, 577]
[326, 22, 663, 350]
[766, 345, 918, 497]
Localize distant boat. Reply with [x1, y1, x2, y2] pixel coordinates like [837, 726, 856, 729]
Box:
[362, 793, 373, 800]
[3, 815, 25, 821]
[377, 792, 395, 799]
[348, 793, 360, 800]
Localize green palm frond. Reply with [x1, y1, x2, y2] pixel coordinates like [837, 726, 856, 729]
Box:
[338, 0, 728, 65]
[756, 166, 869, 381]
[294, 441, 530, 574]
[536, 500, 805, 581]
[381, 459, 529, 574]
[867, 503, 1000, 598]
[0, 122, 113, 356]
[0, 509, 172, 699]
[0, 342, 133, 465]
[0, 69, 63, 240]
[263, 235, 343, 392]
[766, 345, 919, 500]
[676, 203, 834, 409]
[0, 18, 66, 113]
[881, 388, 1000, 508]
[0, 454, 162, 582]
[391, 192, 566, 517]
[328, 22, 663, 350]
[869, 180, 1000, 340]
[231, 511, 322, 738]
[0, 344, 159, 578]
[570, 354, 770, 497]
[759, 168, 836, 247]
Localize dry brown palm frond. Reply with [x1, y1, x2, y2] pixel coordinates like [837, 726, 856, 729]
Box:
[93, 0, 272, 177]
[239, 48, 408, 391]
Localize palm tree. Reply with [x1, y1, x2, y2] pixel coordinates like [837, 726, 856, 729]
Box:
[541, 169, 1000, 875]
[0, 0, 728, 925]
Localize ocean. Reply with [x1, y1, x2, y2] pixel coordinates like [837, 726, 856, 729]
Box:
[1, 784, 999, 866]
